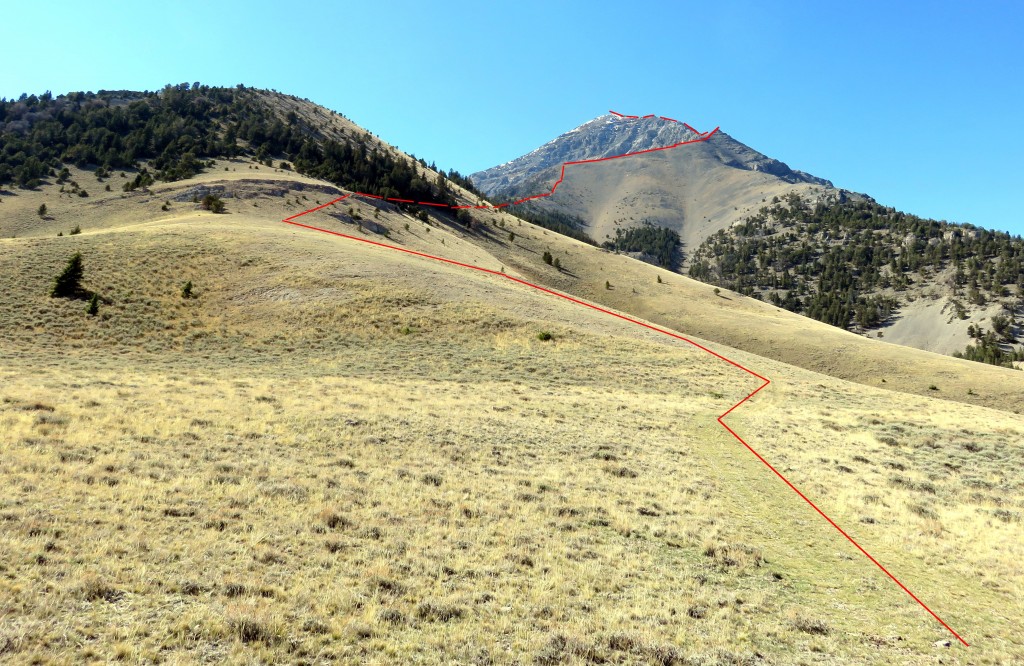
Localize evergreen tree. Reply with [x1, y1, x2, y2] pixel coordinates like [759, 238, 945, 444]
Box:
[51, 252, 84, 298]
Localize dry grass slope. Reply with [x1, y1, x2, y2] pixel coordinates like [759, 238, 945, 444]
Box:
[1, 161, 1022, 664]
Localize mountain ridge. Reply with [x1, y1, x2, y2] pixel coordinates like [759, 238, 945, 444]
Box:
[473, 113, 834, 198]
[469, 112, 855, 259]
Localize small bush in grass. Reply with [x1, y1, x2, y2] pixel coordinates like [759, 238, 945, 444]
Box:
[928, 384, 939, 391]
[657, 274, 662, 284]
[536, 634, 605, 665]
[229, 615, 281, 645]
[69, 225, 81, 235]
[298, 618, 329, 636]
[201, 194, 225, 213]
[37, 203, 47, 217]
[85, 294, 99, 316]
[378, 608, 406, 625]
[553, 257, 561, 270]
[367, 576, 405, 597]
[607, 633, 641, 652]
[51, 252, 84, 298]
[713, 287, 721, 296]
[318, 508, 353, 530]
[605, 281, 612, 290]
[790, 614, 830, 635]
[223, 583, 248, 597]
[415, 601, 464, 622]
[78, 576, 123, 602]
[537, 331, 553, 341]
[543, 251, 553, 265]
[348, 623, 375, 639]
[181, 281, 193, 299]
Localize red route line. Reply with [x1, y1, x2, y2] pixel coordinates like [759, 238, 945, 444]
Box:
[278, 114, 969, 647]
[301, 113, 718, 213]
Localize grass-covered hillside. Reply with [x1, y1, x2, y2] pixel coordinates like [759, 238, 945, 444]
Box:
[0, 157, 1022, 663]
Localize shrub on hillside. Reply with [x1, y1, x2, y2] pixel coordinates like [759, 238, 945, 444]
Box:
[201, 194, 225, 213]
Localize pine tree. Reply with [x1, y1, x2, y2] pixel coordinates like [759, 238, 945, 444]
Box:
[51, 252, 84, 298]
[85, 293, 99, 316]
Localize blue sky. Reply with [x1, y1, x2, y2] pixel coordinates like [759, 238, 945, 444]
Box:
[2, 1, 1022, 234]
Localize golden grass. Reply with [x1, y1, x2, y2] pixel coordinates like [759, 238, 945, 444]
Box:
[0, 168, 1022, 663]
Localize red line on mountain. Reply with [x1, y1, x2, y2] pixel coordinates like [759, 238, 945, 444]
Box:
[278, 112, 969, 647]
[311, 113, 716, 213]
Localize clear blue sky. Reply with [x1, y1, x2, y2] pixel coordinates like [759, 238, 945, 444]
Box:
[3, 1, 1022, 234]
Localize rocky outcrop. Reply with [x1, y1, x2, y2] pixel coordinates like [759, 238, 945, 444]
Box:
[169, 179, 344, 203]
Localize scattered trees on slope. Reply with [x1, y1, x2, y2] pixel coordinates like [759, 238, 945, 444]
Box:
[0, 84, 462, 211]
[689, 195, 1024, 346]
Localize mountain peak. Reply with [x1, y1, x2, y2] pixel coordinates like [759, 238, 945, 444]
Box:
[470, 111, 838, 253]
[473, 112, 830, 202]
